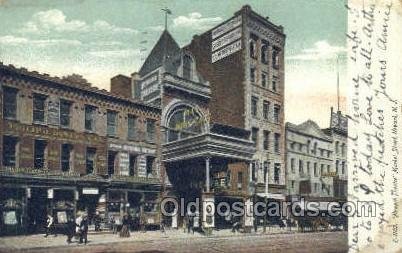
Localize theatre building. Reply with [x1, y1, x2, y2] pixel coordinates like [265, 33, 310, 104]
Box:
[0, 63, 162, 235]
[124, 5, 286, 231]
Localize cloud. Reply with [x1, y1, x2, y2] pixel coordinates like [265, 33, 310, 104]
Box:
[286, 40, 346, 61]
[87, 49, 141, 59]
[0, 35, 81, 46]
[147, 25, 164, 32]
[18, 9, 137, 34]
[173, 12, 222, 30]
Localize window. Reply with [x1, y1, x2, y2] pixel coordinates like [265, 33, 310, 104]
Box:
[60, 100, 71, 128]
[3, 87, 18, 119]
[342, 161, 346, 174]
[146, 156, 155, 177]
[299, 160, 303, 174]
[146, 119, 156, 143]
[261, 72, 267, 87]
[34, 139, 47, 169]
[85, 105, 96, 131]
[107, 110, 118, 137]
[273, 105, 280, 123]
[341, 143, 346, 157]
[86, 148, 96, 174]
[327, 165, 330, 173]
[313, 143, 318, 155]
[61, 144, 72, 172]
[129, 155, 137, 176]
[290, 158, 295, 173]
[3, 136, 18, 167]
[261, 43, 268, 64]
[314, 163, 318, 176]
[272, 78, 277, 92]
[167, 106, 204, 142]
[314, 183, 319, 193]
[291, 180, 295, 189]
[272, 48, 280, 68]
[298, 143, 303, 152]
[249, 39, 256, 58]
[251, 96, 258, 117]
[307, 161, 311, 175]
[250, 68, 256, 83]
[33, 94, 46, 123]
[274, 133, 280, 153]
[290, 142, 296, 150]
[183, 54, 193, 80]
[335, 141, 340, 154]
[263, 162, 268, 183]
[237, 172, 243, 190]
[320, 164, 324, 175]
[263, 130, 270, 150]
[251, 162, 256, 181]
[107, 151, 117, 176]
[263, 101, 269, 120]
[251, 127, 259, 146]
[127, 115, 137, 140]
[336, 160, 339, 174]
[274, 163, 280, 184]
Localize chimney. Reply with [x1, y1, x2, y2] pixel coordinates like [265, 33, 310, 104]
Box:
[110, 74, 132, 98]
[131, 72, 141, 99]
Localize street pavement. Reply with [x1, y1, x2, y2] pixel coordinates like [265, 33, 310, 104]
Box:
[0, 228, 347, 253]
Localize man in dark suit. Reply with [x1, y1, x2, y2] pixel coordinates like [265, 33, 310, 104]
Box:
[79, 214, 89, 244]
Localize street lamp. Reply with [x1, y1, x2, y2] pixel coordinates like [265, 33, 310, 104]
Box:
[263, 163, 268, 233]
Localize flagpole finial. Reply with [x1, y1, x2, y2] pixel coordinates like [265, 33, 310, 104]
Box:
[161, 8, 172, 31]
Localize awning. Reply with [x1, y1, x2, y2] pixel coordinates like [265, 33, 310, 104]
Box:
[256, 193, 286, 200]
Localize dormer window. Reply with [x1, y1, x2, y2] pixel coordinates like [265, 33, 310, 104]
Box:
[183, 54, 193, 80]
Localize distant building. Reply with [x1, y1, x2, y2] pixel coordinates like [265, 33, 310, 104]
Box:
[285, 109, 347, 203]
[0, 63, 162, 236]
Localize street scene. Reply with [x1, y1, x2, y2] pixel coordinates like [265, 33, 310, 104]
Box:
[0, 1, 350, 252]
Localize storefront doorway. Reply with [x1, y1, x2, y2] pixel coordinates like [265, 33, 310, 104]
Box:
[27, 188, 49, 233]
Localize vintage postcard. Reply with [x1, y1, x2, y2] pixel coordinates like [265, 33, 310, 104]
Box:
[0, 0, 400, 252]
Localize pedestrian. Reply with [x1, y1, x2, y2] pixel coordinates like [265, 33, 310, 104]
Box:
[93, 211, 101, 232]
[79, 214, 89, 244]
[188, 214, 194, 234]
[75, 213, 83, 240]
[66, 216, 75, 244]
[109, 215, 116, 234]
[119, 214, 130, 238]
[231, 216, 240, 233]
[44, 214, 55, 237]
[140, 213, 146, 233]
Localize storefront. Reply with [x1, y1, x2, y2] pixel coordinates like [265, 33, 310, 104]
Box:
[0, 187, 26, 236]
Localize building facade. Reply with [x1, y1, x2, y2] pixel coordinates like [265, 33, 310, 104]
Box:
[285, 109, 348, 203]
[0, 63, 162, 235]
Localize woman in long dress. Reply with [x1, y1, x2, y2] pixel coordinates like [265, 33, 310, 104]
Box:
[119, 214, 130, 237]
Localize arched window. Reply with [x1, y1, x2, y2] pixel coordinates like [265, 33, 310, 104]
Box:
[166, 106, 204, 142]
[183, 54, 193, 80]
[261, 43, 268, 64]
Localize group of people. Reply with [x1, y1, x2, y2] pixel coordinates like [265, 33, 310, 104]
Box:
[44, 213, 89, 244]
[182, 213, 199, 234]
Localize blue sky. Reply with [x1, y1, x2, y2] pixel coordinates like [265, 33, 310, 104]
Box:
[0, 0, 347, 126]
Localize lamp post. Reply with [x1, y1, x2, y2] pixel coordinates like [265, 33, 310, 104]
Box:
[263, 164, 268, 233]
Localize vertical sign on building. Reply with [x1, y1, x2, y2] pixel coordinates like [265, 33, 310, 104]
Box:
[119, 152, 130, 176]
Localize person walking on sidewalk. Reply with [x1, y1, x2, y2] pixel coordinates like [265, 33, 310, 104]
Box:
[119, 214, 130, 238]
[44, 214, 56, 237]
[66, 216, 75, 244]
[79, 214, 89, 244]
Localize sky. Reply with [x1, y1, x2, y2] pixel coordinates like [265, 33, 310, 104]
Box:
[0, 0, 347, 127]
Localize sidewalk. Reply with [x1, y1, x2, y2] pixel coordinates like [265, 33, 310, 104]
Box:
[0, 227, 297, 251]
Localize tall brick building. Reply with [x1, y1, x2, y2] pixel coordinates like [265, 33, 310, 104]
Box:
[0, 63, 162, 235]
